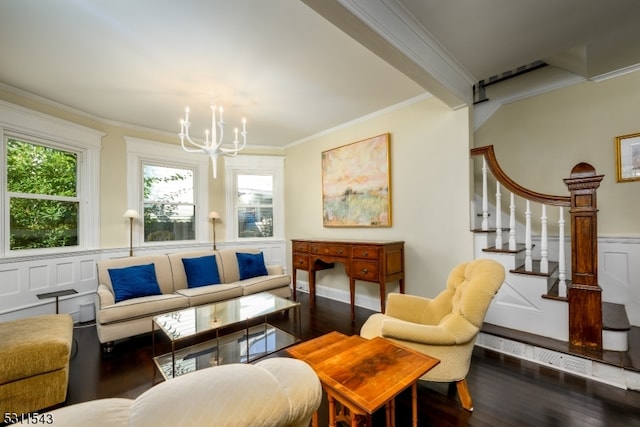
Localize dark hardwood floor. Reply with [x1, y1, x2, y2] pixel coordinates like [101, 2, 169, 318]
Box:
[63, 294, 640, 426]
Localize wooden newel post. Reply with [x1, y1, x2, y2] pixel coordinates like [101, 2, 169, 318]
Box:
[563, 163, 604, 349]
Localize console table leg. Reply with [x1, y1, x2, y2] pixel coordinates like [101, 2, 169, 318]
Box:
[309, 270, 316, 309]
[379, 282, 387, 314]
[292, 270, 297, 301]
[349, 278, 356, 323]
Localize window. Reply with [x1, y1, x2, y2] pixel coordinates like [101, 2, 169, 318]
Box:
[237, 174, 273, 238]
[6, 138, 79, 250]
[1, 101, 102, 256]
[224, 155, 284, 241]
[126, 137, 209, 246]
[143, 163, 195, 242]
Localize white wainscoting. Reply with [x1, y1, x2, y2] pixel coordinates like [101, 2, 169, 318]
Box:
[0, 241, 287, 323]
[598, 236, 640, 326]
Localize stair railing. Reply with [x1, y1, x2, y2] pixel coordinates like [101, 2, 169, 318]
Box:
[471, 145, 605, 349]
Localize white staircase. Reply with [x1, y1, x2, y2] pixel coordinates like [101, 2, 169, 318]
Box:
[471, 146, 637, 390]
[474, 232, 569, 342]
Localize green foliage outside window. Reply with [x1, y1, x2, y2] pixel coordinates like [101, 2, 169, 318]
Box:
[6, 138, 79, 250]
[143, 164, 195, 242]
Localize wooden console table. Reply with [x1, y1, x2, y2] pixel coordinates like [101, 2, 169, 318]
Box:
[291, 239, 405, 321]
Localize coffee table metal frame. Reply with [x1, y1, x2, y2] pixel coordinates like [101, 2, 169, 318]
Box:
[152, 292, 300, 379]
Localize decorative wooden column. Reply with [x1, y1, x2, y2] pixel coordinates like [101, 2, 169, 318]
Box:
[563, 163, 604, 349]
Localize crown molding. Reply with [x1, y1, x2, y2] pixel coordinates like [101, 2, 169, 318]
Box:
[303, 0, 474, 108]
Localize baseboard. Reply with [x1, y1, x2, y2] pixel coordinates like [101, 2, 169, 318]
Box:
[476, 332, 640, 390]
[294, 280, 382, 312]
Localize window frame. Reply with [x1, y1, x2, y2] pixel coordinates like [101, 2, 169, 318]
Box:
[224, 155, 285, 242]
[0, 101, 102, 257]
[126, 137, 209, 247]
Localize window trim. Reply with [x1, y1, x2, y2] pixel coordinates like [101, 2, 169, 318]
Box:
[125, 137, 209, 247]
[224, 155, 285, 241]
[0, 100, 103, 257]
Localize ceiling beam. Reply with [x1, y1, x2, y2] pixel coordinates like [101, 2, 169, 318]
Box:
[301, 0, 475, 109]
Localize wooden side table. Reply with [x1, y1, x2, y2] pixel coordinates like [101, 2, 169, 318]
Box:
[36, 289, 77, 314]
[287, 331, 439, 426]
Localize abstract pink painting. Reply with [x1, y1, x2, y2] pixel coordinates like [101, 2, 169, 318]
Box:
[321, 133, 391, 227]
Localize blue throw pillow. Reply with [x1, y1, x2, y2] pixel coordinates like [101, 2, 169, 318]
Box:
[236, 252, 268, 280]
[108, 263, 162, 303]
[182, 255, 221, 288]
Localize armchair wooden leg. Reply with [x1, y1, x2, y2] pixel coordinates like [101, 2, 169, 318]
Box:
[456, 379, 474, 412]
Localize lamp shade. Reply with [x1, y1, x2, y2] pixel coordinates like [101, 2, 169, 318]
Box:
[123, 209, 140, 219]
[209, 211, 220, 219]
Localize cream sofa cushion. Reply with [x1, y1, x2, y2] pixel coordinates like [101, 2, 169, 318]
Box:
[97, 255, 175, 295]
[175, 284, 243, 307]
[215, 248, 260, 283]
[97, 292, 189, 324]
[168, 250, 225, 291]
[239, 274, 291, 295]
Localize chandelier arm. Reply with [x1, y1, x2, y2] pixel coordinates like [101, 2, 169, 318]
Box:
[179, 106, 247, 179]
[218, 146, 245, 155]
[181, 132, 210, 151]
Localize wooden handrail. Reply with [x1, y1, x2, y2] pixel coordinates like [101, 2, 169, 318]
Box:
[471, 144, 606, 350]
[471, 145, 571, 207]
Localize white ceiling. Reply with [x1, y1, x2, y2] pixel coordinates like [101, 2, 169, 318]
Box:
[1, 0, 639, 148]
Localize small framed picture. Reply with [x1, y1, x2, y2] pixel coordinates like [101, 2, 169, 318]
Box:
[615, 132, 640, 183]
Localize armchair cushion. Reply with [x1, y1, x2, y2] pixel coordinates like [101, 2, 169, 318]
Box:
[381, 317, 458, 345]
[385, 293, 451, 325]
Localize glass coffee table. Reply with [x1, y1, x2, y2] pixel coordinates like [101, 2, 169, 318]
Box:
[152, 292, 300, 379]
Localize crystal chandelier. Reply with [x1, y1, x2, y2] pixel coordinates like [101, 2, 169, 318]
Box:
[179, 105, 247, 178]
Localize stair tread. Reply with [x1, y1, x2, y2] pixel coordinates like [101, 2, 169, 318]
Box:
[483, 243, 527, 254]
[602, 302, 631, 331]
[542, 278, 569, 302]
[511, 260, 559, 277]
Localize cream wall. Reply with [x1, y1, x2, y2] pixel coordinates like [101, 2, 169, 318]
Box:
[0, 87, 280, 249]
[284, 96, 474, 303]
[475, 70, 640, 236]
[0, 88, 474, 312]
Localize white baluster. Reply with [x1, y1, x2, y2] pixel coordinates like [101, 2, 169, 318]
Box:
[558, 206, 567, 297]
[495, 182, 503, 249]
[540, 204, 548, 274]
[525, 200, 532, 271]
[482, 158, 489, 231]
[509, 193, 516, 251]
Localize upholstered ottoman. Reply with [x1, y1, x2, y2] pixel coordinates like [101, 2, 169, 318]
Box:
[0, 314, 73, 415]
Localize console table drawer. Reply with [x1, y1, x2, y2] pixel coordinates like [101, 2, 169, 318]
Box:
[293, 254, 309, 270]
[293, 241, 309, 253]
[352, 246, 380, 260]
[311, 244, 349, 257]
[351, 260, 379, 281]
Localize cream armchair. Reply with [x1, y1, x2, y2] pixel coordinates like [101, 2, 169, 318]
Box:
[360, 258, 505, 411]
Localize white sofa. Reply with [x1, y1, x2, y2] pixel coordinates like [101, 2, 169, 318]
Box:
[47, 358, 322, 427]
[96, 249, 291, 354]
